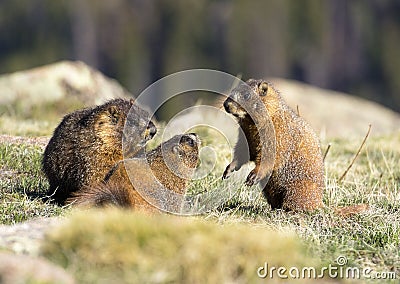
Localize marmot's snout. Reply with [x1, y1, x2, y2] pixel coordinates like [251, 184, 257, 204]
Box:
[223, 96, 247, 118]
[223, 97, 233, 113]
[145, 121, 157, 140]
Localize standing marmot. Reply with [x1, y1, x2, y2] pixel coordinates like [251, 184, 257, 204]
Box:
[68, 133, 200, 211]
[223, 79, 324, 211]
[42, 98, 157, 205]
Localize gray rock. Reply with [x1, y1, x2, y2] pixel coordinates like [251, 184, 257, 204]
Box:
[0, 60, 131, 107]
[271, 78, 400, 138]
[0, 217, 60, 256]
[0, 252, 75, 284]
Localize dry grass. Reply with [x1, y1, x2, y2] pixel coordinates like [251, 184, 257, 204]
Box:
[0, 107, 398, 283]
[42, 209, 319, 283]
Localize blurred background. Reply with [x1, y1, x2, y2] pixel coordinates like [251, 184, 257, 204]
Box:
[1, 0, 400, 113]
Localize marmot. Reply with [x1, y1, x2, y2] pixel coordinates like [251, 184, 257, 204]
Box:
[223, 79, 324, 211]
[68, 133, 200, 211]
[42, 98, 157, 205]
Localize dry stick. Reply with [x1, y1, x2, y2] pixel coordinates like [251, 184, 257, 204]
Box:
[323, 143, 331, 162]
[338, 124, 372, 182]
[296, 105, 300, 116]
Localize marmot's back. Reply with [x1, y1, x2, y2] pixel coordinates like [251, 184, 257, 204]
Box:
[266, 97, 324, 211]
[68, 133, 200, 212]
[223, 79, 324, 211]
[42, 98, 157, 205]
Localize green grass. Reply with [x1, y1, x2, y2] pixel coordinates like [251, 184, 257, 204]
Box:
[0, 128, 399, 282]
[42, 209, 318, 283]
[0, 142, 64, 224]
[0, 115, 55, 136]
[0, 96, 86, 136]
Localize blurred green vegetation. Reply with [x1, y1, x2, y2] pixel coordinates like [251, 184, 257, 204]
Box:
[42, 209, 317, 283]
[1, 0, 400, 113]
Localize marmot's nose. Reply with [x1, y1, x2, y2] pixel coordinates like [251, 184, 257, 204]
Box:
[223, 98, 232, 112]
[147, 122, 157, 139]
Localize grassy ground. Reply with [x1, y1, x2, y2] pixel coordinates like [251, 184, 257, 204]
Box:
[0, 141, 63, 224]
[42, 210, 318, 283]
[0, 115, 399, 282]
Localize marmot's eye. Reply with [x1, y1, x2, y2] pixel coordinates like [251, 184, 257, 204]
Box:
[187, 138, 195, 147]
[181, 136, 195, 147]
[258, 82, 268, 96]
[243, 92, 251, 100]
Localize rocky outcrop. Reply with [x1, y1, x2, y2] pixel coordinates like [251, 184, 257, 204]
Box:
[271, 78, 400, 138]
[0, 60, 131, 108]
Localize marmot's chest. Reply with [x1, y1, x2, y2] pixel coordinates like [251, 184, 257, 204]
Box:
[239, 119, 261, 161]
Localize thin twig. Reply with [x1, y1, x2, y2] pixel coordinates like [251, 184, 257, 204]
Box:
[323, 143, 331, 162]
[339, 124, 372, 182]
[296, 105, 300, 116]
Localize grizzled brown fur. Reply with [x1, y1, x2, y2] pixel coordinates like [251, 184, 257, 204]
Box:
[42, 98, 157, 205]
[68, 133, 200, 210]
[223, 79, 324, 211]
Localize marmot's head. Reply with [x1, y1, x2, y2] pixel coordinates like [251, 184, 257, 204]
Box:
[79, 98, 157, 156]
[148, 133, 200, 181]
[223, 79, 279, 119]
[174, 133, 200, 169]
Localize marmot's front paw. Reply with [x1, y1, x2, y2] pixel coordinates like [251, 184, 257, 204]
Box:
[222, 165, 233, 180]
[222, 160, 238, 180]
[245, 170, 260, 186]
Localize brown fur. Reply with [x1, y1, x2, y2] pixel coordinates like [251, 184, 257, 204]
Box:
[68, 133, 200, 211]
[223, 79, 324, 211]
[42, 98, 157, 205]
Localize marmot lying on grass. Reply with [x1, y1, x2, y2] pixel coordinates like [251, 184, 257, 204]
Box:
[68, 133, 200, 211]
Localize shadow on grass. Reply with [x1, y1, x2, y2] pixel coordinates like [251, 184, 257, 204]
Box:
[5, 173, 50, 203]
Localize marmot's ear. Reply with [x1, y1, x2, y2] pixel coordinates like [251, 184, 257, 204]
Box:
[258, 82, 269, 96]
[108, 105, 120, 124]
[172, 145, 181, 155]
